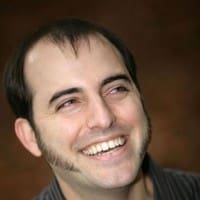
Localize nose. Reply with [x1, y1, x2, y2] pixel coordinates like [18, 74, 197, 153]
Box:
[86, 96, 116, 129]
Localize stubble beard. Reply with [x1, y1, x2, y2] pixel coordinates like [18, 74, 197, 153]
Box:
[33, 112, 152, 174]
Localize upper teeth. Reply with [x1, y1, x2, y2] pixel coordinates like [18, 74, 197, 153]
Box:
[83, 137, 125, 156]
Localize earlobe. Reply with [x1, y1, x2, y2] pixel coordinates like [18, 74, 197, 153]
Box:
[15, 118, 42, 157]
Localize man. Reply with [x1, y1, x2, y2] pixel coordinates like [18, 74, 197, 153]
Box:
[3, 18, 200, 200]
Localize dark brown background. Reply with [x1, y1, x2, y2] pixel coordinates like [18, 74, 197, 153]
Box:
[0, 0, 199, 199]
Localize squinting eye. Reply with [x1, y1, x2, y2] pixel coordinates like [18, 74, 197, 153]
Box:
[110, 86, 129, 94]
[56, 99, 77, 111]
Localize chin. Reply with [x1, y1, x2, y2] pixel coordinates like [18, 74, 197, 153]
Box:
[91, 165, 140, 189]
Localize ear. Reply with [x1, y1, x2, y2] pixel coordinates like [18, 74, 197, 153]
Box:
[15, 118, 42, 157]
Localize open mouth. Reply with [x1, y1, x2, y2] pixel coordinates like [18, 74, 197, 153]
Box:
[82, 136, 126, 156]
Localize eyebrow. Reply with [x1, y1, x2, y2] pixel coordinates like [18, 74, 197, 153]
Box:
[49, 87, 82, 106]
[101, 73, 131, 87]
[49, 73, 131, 106]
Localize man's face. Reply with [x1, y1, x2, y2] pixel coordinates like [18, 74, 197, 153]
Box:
[25, 36, 150, 190]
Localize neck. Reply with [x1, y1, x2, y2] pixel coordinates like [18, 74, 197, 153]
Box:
[56, 170, 154, 200]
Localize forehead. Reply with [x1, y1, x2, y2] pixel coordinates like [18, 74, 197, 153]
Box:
[24, 35, 128, 96]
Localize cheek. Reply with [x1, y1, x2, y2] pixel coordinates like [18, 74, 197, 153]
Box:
[35, 116, 80, 150]
[119, 99, 149, 150]
[115, 98, 145, 125]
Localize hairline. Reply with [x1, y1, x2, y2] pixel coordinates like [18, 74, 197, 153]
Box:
[24, 32, 126, 96]
[23, 31, 129, 130]
[4, 19, 140, 130]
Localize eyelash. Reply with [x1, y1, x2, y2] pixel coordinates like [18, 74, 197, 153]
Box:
[56, 98, 77, 111]
[108, 85, 129, 95]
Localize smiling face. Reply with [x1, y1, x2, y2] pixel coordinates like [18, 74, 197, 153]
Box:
[23, 35, 151, 192]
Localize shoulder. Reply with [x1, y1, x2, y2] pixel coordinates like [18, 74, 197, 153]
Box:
[164, 168, 200, 185]
[146, 155, 200, 199]
[33, 186, 52, 200]
[163, 168, 200, 198]
[33, 177, 65, 200]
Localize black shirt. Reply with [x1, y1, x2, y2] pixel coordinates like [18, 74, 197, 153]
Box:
[34, 155, 200, 200]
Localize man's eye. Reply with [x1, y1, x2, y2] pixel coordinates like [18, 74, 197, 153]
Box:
[110, 86, 129, 94]
[56, 99, 77, 111]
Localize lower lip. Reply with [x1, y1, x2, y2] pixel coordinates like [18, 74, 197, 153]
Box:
[82, 138, 129, 162]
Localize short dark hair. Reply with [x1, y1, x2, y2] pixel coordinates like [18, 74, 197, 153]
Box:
[3, 18, 140, 126]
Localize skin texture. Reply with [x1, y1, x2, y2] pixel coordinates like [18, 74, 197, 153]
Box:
[15, 35, 152, 200]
